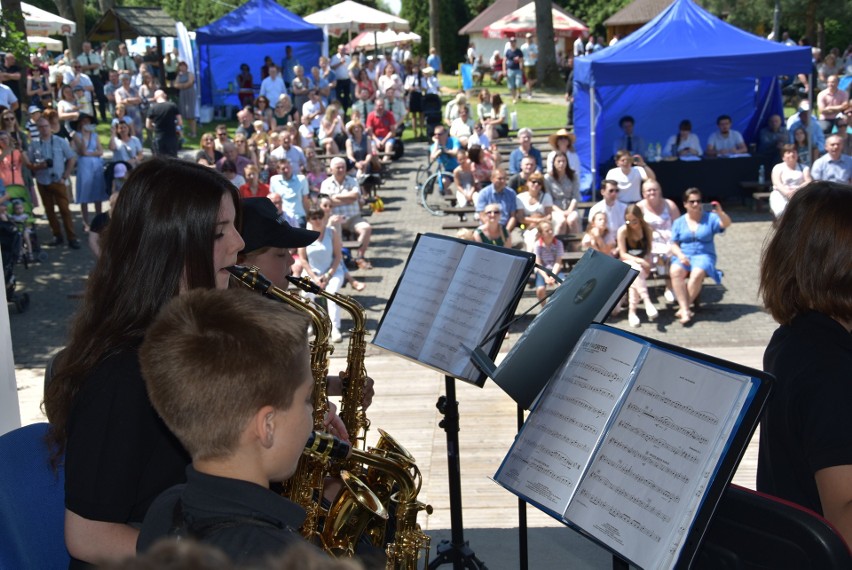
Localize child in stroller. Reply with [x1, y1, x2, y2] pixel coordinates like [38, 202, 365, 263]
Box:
[3, 184, 45, 267]
[0, 202, 30, 312]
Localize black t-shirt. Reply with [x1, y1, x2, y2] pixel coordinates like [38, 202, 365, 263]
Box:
[1, 62, 22, 97]
[756, 311, 852, 515]
[505, 48, 523, 70]
[146, 101, 180, 138]
[65, 347, 190, 524]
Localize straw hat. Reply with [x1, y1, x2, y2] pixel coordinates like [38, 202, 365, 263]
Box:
[548, 128, 576, 149]
[423, 66, 435, 75]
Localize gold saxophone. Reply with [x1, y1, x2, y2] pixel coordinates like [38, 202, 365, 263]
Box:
[287, 275, 432, 569]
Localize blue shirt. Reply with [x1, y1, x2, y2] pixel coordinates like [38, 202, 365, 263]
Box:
[787, 118, 826, 153]
[27, 134, 75, 185]
[508, 147, 542, 175]
[426, 54, 441, 73]
[430, 137, 461, 172]
[810, 153, 852, 183]
[476, 184, 517, 227]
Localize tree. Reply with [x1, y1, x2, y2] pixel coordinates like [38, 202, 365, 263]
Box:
[0, 0, 29, 98]
[429, 0, 440, 55]
[534, 0, 560, 88]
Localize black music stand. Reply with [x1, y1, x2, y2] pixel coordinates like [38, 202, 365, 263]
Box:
[428, 376, 487, 570]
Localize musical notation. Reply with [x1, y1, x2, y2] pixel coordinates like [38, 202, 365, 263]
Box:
[624, 403, 709, 445]
[586, 470, 671, 522]
[605, 436, 691, 484]
[577, 488, 662, 543]
[540, 406, 598, 434]
[573, 360, 624, 382]
[566, 375, 617, 400]
[634, 385, 719, 425]
[515, 438, 582, 471]
[616, 420, 699, 464]
[550, 393, 608, 418]
[596, 454, 682, 503]
[530, 421, 591, 453]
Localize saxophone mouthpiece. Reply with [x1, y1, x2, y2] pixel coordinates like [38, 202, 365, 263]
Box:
[287, 275, 323, 295]
[305, 431, 352, 460]
[228, 265, 272, 292]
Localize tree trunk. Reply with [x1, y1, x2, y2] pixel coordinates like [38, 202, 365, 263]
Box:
[429, 0, 440, 56]
[1, 0, 28, 100]
[534, 0, 561, 88]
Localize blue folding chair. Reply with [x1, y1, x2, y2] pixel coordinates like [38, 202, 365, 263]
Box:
[0, 423, 70, 569]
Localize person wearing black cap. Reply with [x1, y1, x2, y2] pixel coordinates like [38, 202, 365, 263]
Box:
[71, 112, 106, 231]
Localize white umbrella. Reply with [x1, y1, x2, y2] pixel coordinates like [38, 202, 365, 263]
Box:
[18, 1, 77, 36]
[305, 0, 409, 38]
[27, 35, 63, 51]
[483, 2, 586, 39]
[346, 29, 420, 52]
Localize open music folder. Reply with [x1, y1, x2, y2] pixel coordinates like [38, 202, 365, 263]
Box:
[493, 324, 773, 570]
[372, 233, 535, 386]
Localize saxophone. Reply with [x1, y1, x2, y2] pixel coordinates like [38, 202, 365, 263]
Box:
[287, 275, 432, 569]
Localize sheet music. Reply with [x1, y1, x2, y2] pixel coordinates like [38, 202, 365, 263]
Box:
[566, 348, 752, 570]
[421, 247, 528, 378]
[495, 328, 642, 515]
[373, 236, 465, 362]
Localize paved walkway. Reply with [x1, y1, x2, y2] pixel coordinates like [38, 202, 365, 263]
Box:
[9, 142, 778, 569]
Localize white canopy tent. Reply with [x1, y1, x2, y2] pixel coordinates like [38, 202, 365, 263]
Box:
[483, 2, 586, 38]
[346, 29, 420, 52]
[19, 2, 77, 36]
[27, 35, 63, 51]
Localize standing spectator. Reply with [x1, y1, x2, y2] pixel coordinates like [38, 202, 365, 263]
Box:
[503, 37, 524, 104]
[26, 67, 51, 110]
[520, 33, 538, 100]
[112, 43, 137, 73]
[269, 158, 310, 227]
[0, 53, 22, 120]
[259, 65, 286, 110]
[174, 61, 197, 139]
[110, 120, 143, 167]
[810, 134, 852, 183]
[330, 45, 351, 112]
[404, 64, 426, 139]
[236, 63, 254, 109]
[146, 90, 181, 157]
[320, 157, 372, 268]
[427, 48, 442, 75]
[114, 73, 143, 136]
[163, 48, 178, 88]
[466, 42, 477, 65]
[574, 31, 588, 58]
[103, 70, 121, 116]
[281, 46, 300, 91]
[26, 118, 79, 248]
[78, 42, 108, 122]
[70, 112, 106, 231]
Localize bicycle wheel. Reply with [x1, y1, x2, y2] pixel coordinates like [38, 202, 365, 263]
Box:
[419, 172, 449, 216]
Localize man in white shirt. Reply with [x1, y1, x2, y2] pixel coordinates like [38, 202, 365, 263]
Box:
[301, 89, 324, 133]
[112, 43, 137, 73]
[587, 179, 627, 249]
[64, 60, 95, 110]
[269, 158, 311, 227]
[78, 42, 108, 121]
[521, 33, 538, 100]
[259, 64, 286, 110]
[269, 131, 307, 173]
[329, 45, 351, 112]
[321, 157, 372, 264]
[705, 114, 747, 157]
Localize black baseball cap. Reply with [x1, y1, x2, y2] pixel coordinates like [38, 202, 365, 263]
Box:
[240, 197, 318, 253]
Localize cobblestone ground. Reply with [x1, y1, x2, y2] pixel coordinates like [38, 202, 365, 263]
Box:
[9, 142, 777, 369]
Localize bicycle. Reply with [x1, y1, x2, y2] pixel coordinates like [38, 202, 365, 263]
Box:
[415, 156, 455, 216]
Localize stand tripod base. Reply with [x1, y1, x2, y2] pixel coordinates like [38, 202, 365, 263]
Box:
[428, 539, 488, 569]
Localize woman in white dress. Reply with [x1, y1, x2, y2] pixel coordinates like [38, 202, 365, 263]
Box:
[769, 144, 812, 219]
[636, 179, 681, 303]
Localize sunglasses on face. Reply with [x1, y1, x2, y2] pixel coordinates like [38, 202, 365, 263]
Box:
[485, 210, 500, 215]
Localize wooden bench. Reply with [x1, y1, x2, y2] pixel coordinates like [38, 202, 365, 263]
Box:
[752, 192, 771, 212]
[443, 206, 476, 215]
[561, 251, 584, 268]
[442, 219, 480, 230]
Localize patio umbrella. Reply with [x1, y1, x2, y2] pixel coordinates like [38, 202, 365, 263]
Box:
[346, 29, 421, 52]
[483, 2, 586, 39]
[305, 0, 409, 42]
[18, 2, 77, 36]
[27, 35, 63, 51]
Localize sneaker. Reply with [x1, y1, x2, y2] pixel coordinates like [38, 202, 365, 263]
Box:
[628, 312, 641, 328]
[48, 236, 64, 247]
[664, 289, 675, 304]
[331, 328, 343, 343]
[644, 299, 659, 321]
[68, 239, 81, 250]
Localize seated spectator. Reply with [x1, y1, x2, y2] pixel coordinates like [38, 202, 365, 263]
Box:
[135, 289, 317, 565]
[304, 147, 328, 195]
[235, 107, 255, 138]
[482, 93, 508, 140]
[468, 121, 491, 150]
[605, 149, 655, 204]
[546, 128, 581, 176]
[515, 171, 553, 251]
[366, 98, 396, 163]
[318, 106, 344, 156]
[705, 114, 747, 157]
[195, 132, 222, 168]
[637, 179, 680, 303]
[269, 131, 307, 173]
[792, 126, 819, 167]
[219, 159, 245, 188]
[345, 120, 380, 181]
[239, 163, 270, 199]
[472, 202, 511, 248]
[507, 155, 537, 194]
[467, 143, 495, 187]
[453, 147, 478, 208]
[611, 115, 648, 160]
[810, 134, 852, 183]
[508, 127, 543, 175]
[217, 142, 251, 177]
[475, 168, 517, 232]
[756, 114, 788, 167]
[234, 133, 258, 168]
[383, 88, 407, 139]
[489, 51, 504, 85]
[533, 221, 564, 306]
[545, 151, 580, 235]
[476, 89, 493, 123]
[301, 89, 325, 134]
[670, 187, 732, 325]
[581, 211, 613, 256]
[587, 179, 626, 252]
[817, 75, 850, 133]
[770, 143, 812, 218]
[835, 116, 851, 156]
[429, 125, 460, 176]
[269, 158, 310, 228]
[272, 94, 296, 131]
[450, 105, 475, 139]
[663, 119, 703, 158]
[444, 93, 470, 124]
[299, 204, 345, 342]
[787, 101, 825, 155]
[213, 123, 231, 152]
[617, 205, 659, 327]
[422, 66, 440, 95]
[321, 157, 372, 269]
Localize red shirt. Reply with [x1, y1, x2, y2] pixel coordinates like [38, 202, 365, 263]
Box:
[238, 182, 270, 199]
[366, 110, 395, 139]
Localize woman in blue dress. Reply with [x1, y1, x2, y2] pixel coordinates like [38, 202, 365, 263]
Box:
[71, 113, 106, 231]
[670, 187, 732, 324]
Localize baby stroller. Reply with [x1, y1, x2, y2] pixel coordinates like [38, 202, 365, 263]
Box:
[1, 217, 29, 313]
[5, 184, 46, 268]
[422, 94, 443, 139]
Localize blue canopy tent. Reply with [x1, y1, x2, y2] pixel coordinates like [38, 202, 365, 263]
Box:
[572, 0, 811, 191]
[196, 0, 323, 107]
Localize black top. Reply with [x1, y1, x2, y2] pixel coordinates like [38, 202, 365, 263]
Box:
[137, 466, 309, 563]
[146, 101, 180, 139]
[757, 311, 852, 514]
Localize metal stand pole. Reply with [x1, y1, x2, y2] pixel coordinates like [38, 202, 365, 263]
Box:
[428, 376, 487, 569]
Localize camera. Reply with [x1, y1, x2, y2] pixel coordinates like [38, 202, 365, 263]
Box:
[701, 203, 714, 212]
[44, 158, 54, 168]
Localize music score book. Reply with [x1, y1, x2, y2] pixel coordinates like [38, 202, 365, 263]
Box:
[494, 324, 772, 570]
[373, 233, 535, 386]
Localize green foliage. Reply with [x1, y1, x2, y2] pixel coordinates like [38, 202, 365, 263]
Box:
[402, 0, 470, 65]
[561, 0, 632, 36]
[0, 20, 30, 67]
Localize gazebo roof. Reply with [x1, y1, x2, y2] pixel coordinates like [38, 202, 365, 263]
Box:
[604, 0, 675, 26]
[88, 7, 178, 42]
[459, 0, 527, 35]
